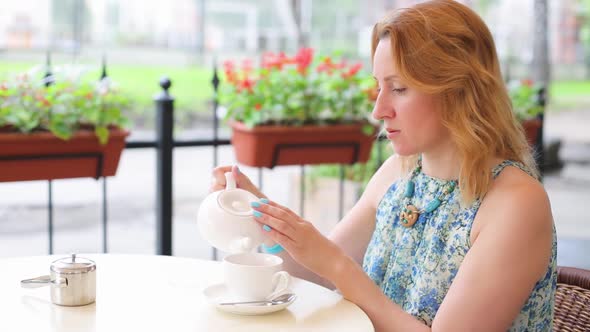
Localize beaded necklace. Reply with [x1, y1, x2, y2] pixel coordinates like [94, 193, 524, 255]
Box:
[399, 162, 458, 228]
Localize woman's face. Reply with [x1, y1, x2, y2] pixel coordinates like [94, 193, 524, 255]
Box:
[372, 38, 449, 156]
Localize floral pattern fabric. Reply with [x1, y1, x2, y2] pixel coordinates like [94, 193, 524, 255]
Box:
[362, 160, 557, 331]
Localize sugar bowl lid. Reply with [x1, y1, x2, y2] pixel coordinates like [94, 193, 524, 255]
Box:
[51, 254, 96, 273]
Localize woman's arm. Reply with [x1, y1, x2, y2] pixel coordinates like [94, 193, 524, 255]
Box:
[273, 190, 377, 288]
[430, 169, 553, 331]
[253, 166, 553, 331]
[274, 154, 403, 288]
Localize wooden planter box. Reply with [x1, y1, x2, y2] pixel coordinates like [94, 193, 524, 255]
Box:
[230, 121, 376, 168]
[0, 128, 129, 182]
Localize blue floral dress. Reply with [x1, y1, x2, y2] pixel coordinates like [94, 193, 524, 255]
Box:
[362, 160, 557, 331]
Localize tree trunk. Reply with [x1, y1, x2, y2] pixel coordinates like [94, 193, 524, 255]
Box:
[531, 0, 549, 178]
[290, 0, 310, 48]
[531, 0, 550, 85]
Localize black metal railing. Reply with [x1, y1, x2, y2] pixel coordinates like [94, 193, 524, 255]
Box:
[19, 57, 375, 259]
[2, 55, 546, 258]
[119, 63, 231, 259]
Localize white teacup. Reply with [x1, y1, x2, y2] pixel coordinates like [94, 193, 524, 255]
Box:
[223, 253, 291, 301]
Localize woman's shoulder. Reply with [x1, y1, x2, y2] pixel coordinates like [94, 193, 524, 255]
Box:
[489, 162, 548, 205]
[475, 162, 553, 243]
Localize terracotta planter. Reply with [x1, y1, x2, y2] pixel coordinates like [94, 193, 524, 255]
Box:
[230, 122, 376, 168]
[521, 118, 542, 146]
[0, 128, 129, 182]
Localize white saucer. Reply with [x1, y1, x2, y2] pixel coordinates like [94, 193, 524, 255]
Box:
[202, 283, 296, 316]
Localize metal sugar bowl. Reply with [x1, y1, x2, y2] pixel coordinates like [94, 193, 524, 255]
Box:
[21, 254, 96, 306]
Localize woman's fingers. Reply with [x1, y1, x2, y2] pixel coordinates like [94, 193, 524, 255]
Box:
[252, 209, 296, 238]
[232, 165, 254, 190]
[263, 224, 296, 252]
[209, 183, 225, 192]
[212, 164, 248, 189]
[231, 165, 241, 186]
[212, 165, 233, 188]
[252, 201, 299, 229]
[259, 199, 300, 221]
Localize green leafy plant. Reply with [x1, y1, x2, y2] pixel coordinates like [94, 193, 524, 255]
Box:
[219, 48, 376, 131]
[0, 66, 131, 144]
[508, 78, 544, 121]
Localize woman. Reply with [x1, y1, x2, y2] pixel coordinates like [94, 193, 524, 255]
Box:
[211, 1, 556, 330]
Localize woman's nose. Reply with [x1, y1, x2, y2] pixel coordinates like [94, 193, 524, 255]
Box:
[371, 93, 395, 120]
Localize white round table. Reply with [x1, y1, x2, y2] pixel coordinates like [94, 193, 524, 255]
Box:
[0, 254, 374, 332]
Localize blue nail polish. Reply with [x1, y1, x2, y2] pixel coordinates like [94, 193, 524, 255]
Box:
[263, 225, 271, 232]
[260, 198, 269, 204]
[250, 201, 261, 208]
[253, 211, 263, 218]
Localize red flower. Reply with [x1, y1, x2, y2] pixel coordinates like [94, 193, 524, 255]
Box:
[521, 79, 533, 87]
[255, 103, 262, 110]
[223, 60, 239, 85]
[223, 60, 235, 72]
[341, 63, 363, 79]
[317, 57, 338, 74]
[262, 52, 284, 70]
[238, 77, 255, 93]
[35, 94, 51, 107]
[294, 47, 314, 74]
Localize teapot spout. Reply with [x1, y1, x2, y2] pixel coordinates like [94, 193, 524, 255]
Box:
[229, 237, 255, 253]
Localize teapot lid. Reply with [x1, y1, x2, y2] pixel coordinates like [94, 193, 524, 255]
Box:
[217, 190, 256, 216]
[217, 172, 257, 216]
[51, 254, 96, 274]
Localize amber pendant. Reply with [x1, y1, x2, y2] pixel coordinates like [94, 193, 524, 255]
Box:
[400, 205, 420, 228]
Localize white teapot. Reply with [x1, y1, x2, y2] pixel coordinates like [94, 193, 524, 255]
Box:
[197, 172, 265, 253]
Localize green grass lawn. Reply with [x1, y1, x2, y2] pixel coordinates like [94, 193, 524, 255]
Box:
[0, 61, 214, 116]
[550, 80, 590, 97]
[549, 81, 590, 111]
[106, 64, 213, 113]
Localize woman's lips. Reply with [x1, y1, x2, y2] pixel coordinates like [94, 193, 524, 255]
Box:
[386, 129, 400, 139]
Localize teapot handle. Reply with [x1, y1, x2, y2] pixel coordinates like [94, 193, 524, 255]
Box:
[21, 275, 67, 288]
[225, 172, 236, 190]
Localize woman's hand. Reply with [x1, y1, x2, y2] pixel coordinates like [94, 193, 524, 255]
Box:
[210, 165, 265, 198]
[251, 198, 347, 281]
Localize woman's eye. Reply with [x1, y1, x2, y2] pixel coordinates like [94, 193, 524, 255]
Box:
[392, 88, 407, 94]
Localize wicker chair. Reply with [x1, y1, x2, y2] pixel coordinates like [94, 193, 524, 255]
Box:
[553, 266, 590, 332]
